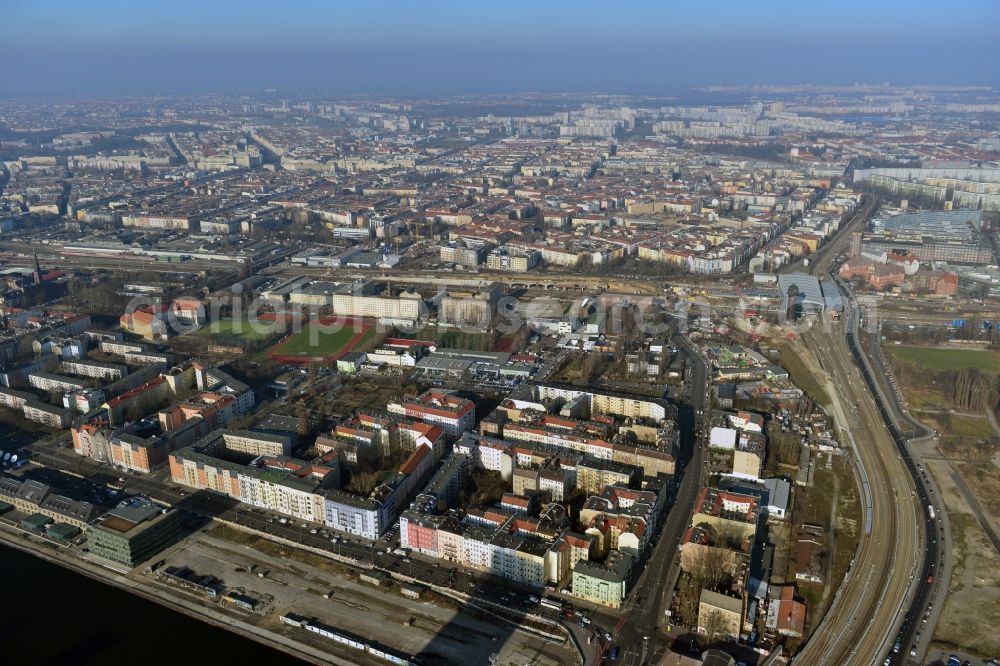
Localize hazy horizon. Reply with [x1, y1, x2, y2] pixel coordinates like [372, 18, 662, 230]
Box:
[2, 0, 999, 97]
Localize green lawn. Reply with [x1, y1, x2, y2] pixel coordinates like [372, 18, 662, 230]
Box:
[198, 318, 279, 340]
[889, 345, 1000, 374]
[911, 411, 998, 439]
[271, 323, 361, 358]
[948, 414, 997, 439]
[904, 386, 949, 411]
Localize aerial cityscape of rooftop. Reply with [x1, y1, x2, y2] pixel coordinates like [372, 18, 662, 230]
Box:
[1, 2, 999, 666]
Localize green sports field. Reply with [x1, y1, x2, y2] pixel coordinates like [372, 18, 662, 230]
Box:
[265, 317, 372, 364]
[275, 326, 357, 356]
[889, 345, 1000, 374]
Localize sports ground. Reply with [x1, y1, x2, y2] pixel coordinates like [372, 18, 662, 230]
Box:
[265, 317, 371, 365]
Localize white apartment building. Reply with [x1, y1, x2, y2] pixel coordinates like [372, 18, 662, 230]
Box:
[29, 372, 88, 393]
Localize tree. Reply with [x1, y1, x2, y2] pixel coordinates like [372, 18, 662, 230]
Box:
[578, 352, 607, 386]
[346, 471, 380, 496]
[675, 576, 704, 629]
[658, 346, 672, 379]
[701, 544, 735, 591]
[504, 323, 529, 355]
[768, 420, 803, 469]
[702, 607, 730, 643]
[948, 367, 994, 414]
[715, 521, 745, 552]
[685, 541, 737, 592]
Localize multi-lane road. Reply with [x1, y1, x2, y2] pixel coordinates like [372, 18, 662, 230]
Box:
[860, 302, 954, 662]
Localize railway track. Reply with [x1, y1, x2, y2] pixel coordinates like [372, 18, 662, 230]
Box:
[792, 191, 930, 664]
[794, 318, 923, 664]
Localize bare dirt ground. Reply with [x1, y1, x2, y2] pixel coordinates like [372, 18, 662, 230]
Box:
[925, 458, 1000, 657]
[888, 347, 1000, 657]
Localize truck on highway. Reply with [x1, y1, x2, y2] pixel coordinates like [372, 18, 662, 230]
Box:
[392, 547, 409, 557]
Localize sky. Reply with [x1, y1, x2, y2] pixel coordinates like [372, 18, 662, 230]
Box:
[2, 0, 999, 96]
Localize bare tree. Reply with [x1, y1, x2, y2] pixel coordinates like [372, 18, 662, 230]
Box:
[715, 522, 745, 551]
[702, 607, 730, 643]
[685, 543, 736, 591]
[578, 352, 608, 386]
[346, 470, 380, 496]
[676, 575, 704, 629]
[702, 545, 735, 590]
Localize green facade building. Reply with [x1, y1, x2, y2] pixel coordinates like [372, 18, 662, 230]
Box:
[88, 497, 184, 567]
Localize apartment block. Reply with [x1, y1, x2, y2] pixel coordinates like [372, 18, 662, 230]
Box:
[387, 389, 475, 439]
[29, 371, 88, 393]
[571, 550, 633, 608]
[0, 386, 35, 411]
[698, 589, 744, 640]
[60, 359, 127, 381]
[23, 402, 72, 428]
[109, 433, 169, 473]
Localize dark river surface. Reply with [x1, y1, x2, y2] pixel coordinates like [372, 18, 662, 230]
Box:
[0, 543, 305, 664]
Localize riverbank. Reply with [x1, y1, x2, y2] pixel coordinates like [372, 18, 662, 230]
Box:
[0, 525, 341, 665]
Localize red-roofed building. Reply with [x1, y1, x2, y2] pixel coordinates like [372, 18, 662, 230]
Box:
[839, 258, 906, 290]
[500, 493, 534, 514]
[71, 419, 117, 462]
[399, 444, 432, 476]
[102, 376, 171, 426]
[158, 392, 235, 435]
[171, 298, 206, 326]
[768, 585, 806, 638]
[120, 306, 168, 341]
[562, 531, 595, 569]
[383, 338, 437, 351]
[398, 420, 446, 460]
[387, 389, 475, 439]
[692, 486, 760, 543]
[913, 269, 959, 296]
[886, 250, 921, 275]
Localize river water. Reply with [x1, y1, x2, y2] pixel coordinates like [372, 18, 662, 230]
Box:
[0, 543, 304, 664]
